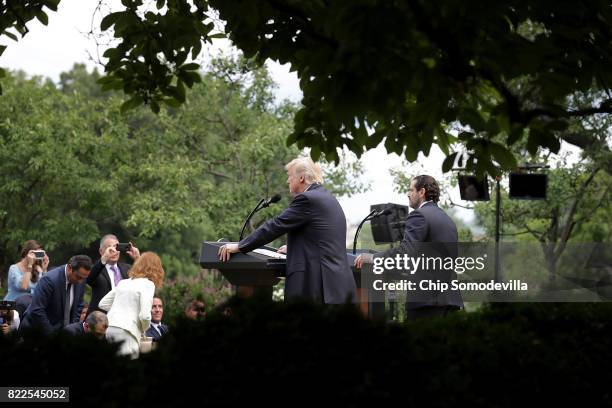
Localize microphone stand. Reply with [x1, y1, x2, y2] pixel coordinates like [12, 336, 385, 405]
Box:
[353, 210, 377, 255]
[239, 198, 265, 241]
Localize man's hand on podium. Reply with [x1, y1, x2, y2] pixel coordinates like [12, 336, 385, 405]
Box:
[218, 243, 240, 262]
[354, 253, 374, 269]
[354, 255, 363, 269]
[277, 245, 287, 254]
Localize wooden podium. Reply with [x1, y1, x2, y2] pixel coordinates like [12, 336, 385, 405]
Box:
[199, 241, 383, 318]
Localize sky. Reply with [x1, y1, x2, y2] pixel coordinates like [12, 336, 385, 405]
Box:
[1, 0, 578, 228]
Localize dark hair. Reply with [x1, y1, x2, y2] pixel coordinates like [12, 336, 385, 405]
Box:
[20, 240, 42, 259]
[19, 240, 43, 283]
[412, 175, 440, 203]
[68, 255, 93, 271]
[185, 299, 205, 313]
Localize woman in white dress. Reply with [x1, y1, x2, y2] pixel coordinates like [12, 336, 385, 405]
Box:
[99, 252, 164, 358]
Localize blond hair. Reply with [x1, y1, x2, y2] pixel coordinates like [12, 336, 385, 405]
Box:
[285, 157, 324, 184]
[129, 252, 165, 288]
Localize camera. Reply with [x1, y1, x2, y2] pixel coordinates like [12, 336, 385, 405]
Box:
[33, 250, 46, 260]
[116, 243, 132, 252]
[0, 301, 16, 311]
[0, 301, 16, 325]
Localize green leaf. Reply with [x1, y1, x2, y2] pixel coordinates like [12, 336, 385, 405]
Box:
[209, 33, 226, 39]
[459, 108, 486, 132]
[178, 71, 201, 88]
[156, 0, 166, 9]
[120, 95, 144, 113]
[150, 100, 160, 114]
[286, 132, 298, 147]
[0, 45, 6, 56]
[42, 0, 61, 11]
[310, 146, 321, 161]
[35, 10, 49, 25]
[489, 143, 517, 169]
[3, 31, 18, 42]
[101, 12, 122, 31]
[163, 98, 182, 108]
[442, 152, 458, 173]
[176, 80, 186, 102]
[180, 63, 200, 71]
[545, 120, 569, 132]
[458, 131, 474, 142]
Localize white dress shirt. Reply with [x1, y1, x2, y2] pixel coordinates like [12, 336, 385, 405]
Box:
[63, 266, 74, 309]
[105, 263, 119, 290]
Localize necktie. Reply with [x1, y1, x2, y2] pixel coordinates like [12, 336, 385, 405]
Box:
[110, 265, 121, 287]
[63, 283, 72, 326]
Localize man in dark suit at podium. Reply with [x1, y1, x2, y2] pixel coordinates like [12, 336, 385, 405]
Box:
[219, 157, 356, 304]
[355, 175, 463, 320]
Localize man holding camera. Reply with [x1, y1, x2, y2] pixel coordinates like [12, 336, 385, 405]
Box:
[87, 234, 140, 313]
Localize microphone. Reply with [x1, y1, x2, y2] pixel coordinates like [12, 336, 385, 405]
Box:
[373, 208, 392, 218]
[352, 208, 392, 255]
[260, 193, 281, 209]
[239, 194, 282, 241]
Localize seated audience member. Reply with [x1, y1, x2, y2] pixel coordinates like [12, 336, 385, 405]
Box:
[185, 299, 206, 320]
[14, 294, 32, 320]
[19, 255, 92, 335]
[4, 240, 50, 301]
[0, 307, 19, 334]
[80, 303, 89, 322]
[145, 297, 168, 342]
[64, 311, 108, 340]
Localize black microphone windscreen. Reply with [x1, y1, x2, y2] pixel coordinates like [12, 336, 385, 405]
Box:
[270, 194, 281, 203]
[382, 208, 392, 215]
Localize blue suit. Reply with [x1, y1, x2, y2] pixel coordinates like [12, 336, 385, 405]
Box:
[63, 322, 86, 335]
[145, 323, 169, 342]
[20, 265, 85, 334]
[239, 184, 356, 304]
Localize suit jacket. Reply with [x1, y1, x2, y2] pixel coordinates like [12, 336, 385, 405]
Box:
[14, 294, 32, 319]
[239, 184, 356, 304]
[63, 321, 86, 335]
[99, 278, 155, 341]
[145, 322, 169, 342]
[87, 260, 131, 313]
[378, 202, 464, 310]
[20, 265, 85, 334]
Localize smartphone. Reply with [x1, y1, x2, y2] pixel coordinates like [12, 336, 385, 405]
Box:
[33, 250, 46, 260]
[116, 243, 132, 252]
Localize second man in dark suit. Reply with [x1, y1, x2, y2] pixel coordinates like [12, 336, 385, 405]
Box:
[20, 255, 93, 334]
[355, 175, 463, 319]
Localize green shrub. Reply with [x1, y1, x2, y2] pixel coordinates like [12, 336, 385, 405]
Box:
[3, 300, 612, 406]
[155, 270, 232, 326]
